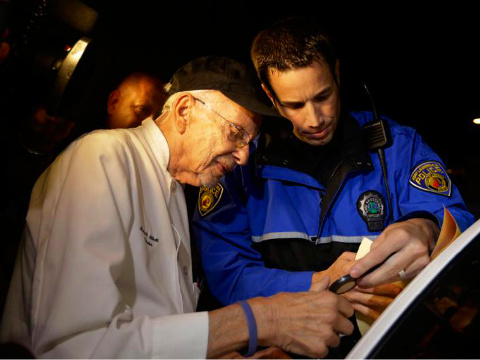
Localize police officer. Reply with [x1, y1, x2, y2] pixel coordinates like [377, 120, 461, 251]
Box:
[191, 17, 475, 355]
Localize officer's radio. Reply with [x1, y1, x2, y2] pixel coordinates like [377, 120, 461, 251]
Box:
[362, 83, 393, 222]
[362, 82, 391, 150]
[362, 114, 390, 150]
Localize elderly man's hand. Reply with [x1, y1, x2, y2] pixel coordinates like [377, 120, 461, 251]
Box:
[350, 218, 439, 288]
[219, 347, 292, 359]
[251, 276, 354, 359]
[311, 252, 356, 287]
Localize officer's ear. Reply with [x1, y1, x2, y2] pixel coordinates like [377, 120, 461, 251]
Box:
[172, 93, 195, 134]
[261, 83, 276, 106]
[335, 60, 340, 86]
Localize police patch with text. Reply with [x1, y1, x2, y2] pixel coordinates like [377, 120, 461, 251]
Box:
[409, 161, 451, 197]
[198, 184, 224, 217]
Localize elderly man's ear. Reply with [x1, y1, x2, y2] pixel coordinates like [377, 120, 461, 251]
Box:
[172, 94, 196, 134]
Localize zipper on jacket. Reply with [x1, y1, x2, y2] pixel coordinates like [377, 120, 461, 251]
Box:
[316, 158, 366, 242]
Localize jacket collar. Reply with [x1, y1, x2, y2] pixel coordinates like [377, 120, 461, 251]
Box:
[255, 112, 373, 185]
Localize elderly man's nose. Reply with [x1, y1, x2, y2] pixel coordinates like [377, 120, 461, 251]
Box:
[233, 145, 249, 165]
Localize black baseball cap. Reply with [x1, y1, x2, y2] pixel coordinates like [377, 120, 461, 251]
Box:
[166, 56, 281, 118]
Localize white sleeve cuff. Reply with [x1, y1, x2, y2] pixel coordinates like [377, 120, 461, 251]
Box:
[152, 311, 209, 358]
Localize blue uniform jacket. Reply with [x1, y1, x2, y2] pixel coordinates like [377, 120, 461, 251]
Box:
[192, 111, 475, 305]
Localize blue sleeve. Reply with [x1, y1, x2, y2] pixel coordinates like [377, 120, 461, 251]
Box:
[388, 123, 475, 232]
[191, 169, 313, 306]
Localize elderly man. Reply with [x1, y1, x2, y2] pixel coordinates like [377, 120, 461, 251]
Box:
[0, 56, 354, 359]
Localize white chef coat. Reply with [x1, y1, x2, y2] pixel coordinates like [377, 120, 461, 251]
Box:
[0, 118, 209, 358]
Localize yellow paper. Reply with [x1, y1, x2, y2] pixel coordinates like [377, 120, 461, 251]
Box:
[355, 207, 462, 336]
[430, 206, 462, 260]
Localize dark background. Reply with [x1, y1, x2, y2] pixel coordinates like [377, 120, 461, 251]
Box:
[2, 1, 479, 351]
[4, 0, 480, 215]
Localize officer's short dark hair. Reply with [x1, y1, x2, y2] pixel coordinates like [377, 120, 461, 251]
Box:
[250, 16, 338, 95]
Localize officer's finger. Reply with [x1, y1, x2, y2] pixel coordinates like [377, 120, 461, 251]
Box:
[356, 249, 411, 287]
[344, 291, 394, 308]
[352, 303, 382, 321]
[351, 283, 403, 296]
[350, 238, 403, 280]
[402, 253, 430, 278]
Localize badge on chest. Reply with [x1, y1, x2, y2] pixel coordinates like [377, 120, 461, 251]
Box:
[357, 190, 386, 232]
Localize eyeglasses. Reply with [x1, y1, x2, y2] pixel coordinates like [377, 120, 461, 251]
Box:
[193, 97, 251, 148]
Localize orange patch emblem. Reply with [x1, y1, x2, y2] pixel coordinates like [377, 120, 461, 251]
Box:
[409, 161, 451, 197]
[198, 184, 224, 217]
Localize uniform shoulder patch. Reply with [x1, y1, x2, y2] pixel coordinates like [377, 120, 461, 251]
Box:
[198, 183, 224, 217]
[409, 161, 452, 197]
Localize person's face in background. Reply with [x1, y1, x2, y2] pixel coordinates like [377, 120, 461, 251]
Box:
[264, 60, 341, 146]
[0, 1, 10, 66]
[25, 105, 75, 153]
[107, 76, 166, 129]
[0, 28, 10, 65]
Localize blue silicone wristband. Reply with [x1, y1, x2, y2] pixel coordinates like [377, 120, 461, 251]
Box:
[237, 300, 258, 357]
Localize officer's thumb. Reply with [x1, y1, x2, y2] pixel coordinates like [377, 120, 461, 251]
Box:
[309, 274, 330, 292]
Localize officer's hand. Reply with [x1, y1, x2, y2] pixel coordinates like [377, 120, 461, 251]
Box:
[253, 276, 354, 359]
[341, 282, 404, 321]
[350, 218, 439, 287]
[311, 252, 357, 288]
